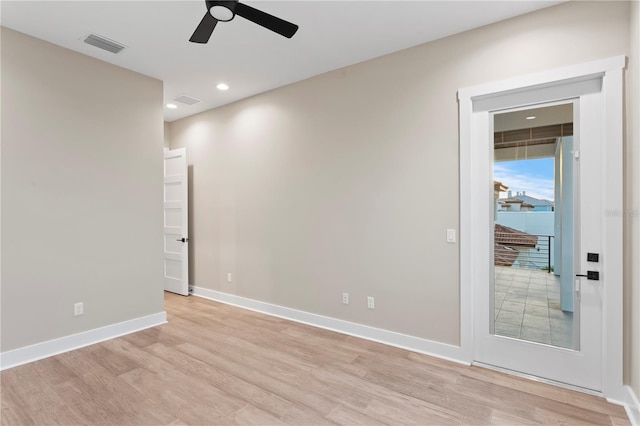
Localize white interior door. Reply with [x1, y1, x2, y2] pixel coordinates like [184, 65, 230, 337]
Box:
[163, 148, 189, 296]
[461, 60, 625, 394]
[474, 94, 603, 392]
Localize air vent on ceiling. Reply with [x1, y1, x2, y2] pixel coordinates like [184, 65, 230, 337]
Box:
[174, 96, 202, 105]
[83, 34, 126, 54]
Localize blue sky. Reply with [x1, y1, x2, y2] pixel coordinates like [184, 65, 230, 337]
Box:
[494, 158, 555, 201]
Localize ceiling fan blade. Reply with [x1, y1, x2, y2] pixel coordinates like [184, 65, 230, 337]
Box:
[235, 2, 298, 38]
[190, 12, 218, 43]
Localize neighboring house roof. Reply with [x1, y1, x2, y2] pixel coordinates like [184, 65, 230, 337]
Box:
[495, 224, 538, 247]
[494, 224, 538, 267]
[510, 194, 554, 207]
[494, 181, 509, 192]
[499, 198, 538, 209]
[495, 243, 519, 267]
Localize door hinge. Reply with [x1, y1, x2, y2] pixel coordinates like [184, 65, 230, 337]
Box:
[574, 150, 580, 159]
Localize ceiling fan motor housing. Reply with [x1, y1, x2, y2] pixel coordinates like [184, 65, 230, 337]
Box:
[191, 0, 298, 43]
[207, 0, 238, 21]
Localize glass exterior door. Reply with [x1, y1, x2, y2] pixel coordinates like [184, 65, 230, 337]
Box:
[492, 103, 576, 350]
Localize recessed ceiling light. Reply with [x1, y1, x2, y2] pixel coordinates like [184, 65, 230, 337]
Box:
[526, 116, 536, 120]
[166, 103, 178, 109]
[216, 83, 229, 91]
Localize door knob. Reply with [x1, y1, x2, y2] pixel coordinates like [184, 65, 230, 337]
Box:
[576, 271, 599, 280]
[176, 237, 189, 243]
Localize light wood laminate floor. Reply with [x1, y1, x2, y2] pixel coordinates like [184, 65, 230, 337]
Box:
[1, 292, 630, 425]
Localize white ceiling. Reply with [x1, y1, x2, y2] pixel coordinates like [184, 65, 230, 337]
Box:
[1, 1, 563, 122]
[494, 103, 573, 132]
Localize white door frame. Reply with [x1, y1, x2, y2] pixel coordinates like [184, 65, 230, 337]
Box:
[458, 55, 625, 400]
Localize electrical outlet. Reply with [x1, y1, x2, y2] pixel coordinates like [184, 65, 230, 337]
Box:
[74, 302, 84, 316]
[367, 296, 375, 309]
[227, 273, 232, 283]
[342, 292, 349, 305]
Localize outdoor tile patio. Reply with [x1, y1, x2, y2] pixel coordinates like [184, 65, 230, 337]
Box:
[494, 265, 574, 349]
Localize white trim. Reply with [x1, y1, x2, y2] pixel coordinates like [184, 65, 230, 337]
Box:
[474, 361, 603, 397]
[600, 64, 625, 401]
[0, 311, 167, 371]
[458, 55, 626, 397]
[458, 96, 474, 363]
[191, 286, 469, 366]
[458, 56, 625, 100]
[615, 386, 640, 426]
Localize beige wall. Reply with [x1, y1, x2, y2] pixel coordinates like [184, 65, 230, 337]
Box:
[169, 1, 631, 347]
[627, 0, 640, 401]
[0, 28, 165, 351]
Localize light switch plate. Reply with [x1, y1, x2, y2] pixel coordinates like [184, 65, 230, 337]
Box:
[446, 228, 456, 243]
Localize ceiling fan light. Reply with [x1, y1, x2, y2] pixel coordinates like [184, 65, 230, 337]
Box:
[210, 5, 234, 21]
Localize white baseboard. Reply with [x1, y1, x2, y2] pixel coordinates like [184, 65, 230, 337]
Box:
[0, 311, 167, 371]
[621, 385, 640, 426]
[191, 286, 468, 365]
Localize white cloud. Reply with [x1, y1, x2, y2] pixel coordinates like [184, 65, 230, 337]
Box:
[494, 163, 554, 201]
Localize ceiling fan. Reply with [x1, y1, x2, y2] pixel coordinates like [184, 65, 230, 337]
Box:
[190, 0, 299, 44]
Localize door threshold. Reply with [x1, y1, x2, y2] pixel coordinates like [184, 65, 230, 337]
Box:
[472, 361, 603, 397]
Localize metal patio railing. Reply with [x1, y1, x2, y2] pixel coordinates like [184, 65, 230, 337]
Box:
[495, 234, 554, 272]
